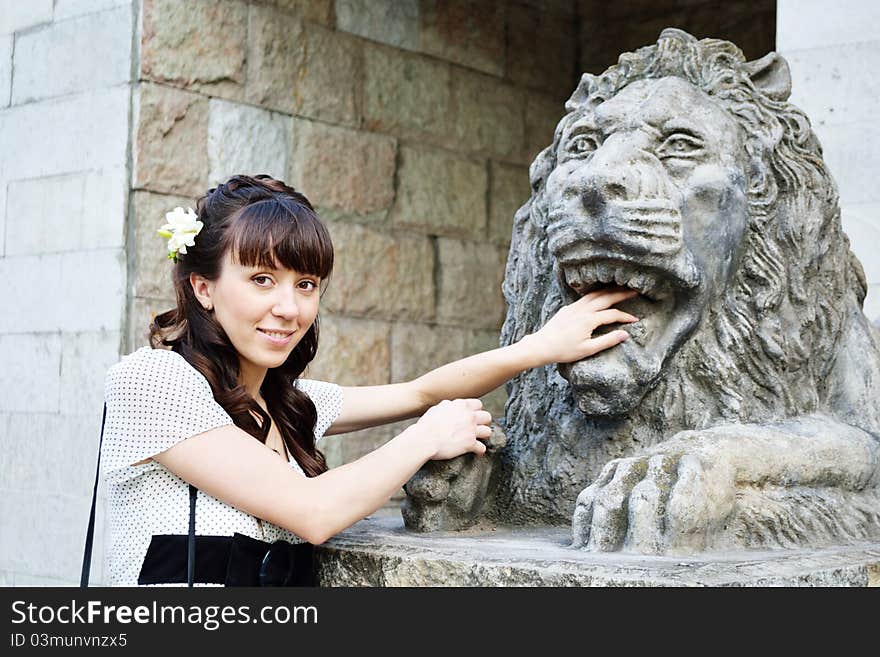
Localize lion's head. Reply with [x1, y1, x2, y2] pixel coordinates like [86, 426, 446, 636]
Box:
[496, 30, 874, 520]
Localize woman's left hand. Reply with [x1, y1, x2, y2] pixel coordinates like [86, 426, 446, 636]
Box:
[520, 287, 640, 365]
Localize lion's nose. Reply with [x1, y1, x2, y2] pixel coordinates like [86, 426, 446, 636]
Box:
[582, 178, 628, 216]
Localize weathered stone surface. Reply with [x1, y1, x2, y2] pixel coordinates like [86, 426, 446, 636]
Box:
[317, 516, 880, 587]
[364, 44, 450, 141]
[335, 0, 419, 50]
[419, 0, 504, 77]
[245, 3, 304, 114]
[11, 6, 132, 104]
[321, 422, 407, 469]
[133, 83, 208, 197]
[307, 313, 390, 386]
[450, 68, 525, 159]
[437, 238, 507, 329]
[252, 0, 332, 25]
[290, 119, 396, 221]
[488, 161, 528, 245]
[322, 221, 435, 321]
[436, 238, 506, 329]
[208, 99, 292, 185]
[390, 322, 467, 383]
[297, 25, 361, 127]
[404, 30, 880, 559]
[389, 146, 486, 239]
[525, 91, 564, 163]
[130, 190, 194, 299]
[506, 3, 576, 98]
[141, 0, 247, 99]
[127, 296, 175, 353]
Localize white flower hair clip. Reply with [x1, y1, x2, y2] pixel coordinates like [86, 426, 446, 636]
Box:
[157, 207, 203, 263]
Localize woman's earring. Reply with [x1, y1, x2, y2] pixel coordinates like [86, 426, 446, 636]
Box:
[205, 304, 212, 311]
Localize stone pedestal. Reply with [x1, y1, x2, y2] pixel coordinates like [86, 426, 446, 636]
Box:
[316, 516, 880, 587]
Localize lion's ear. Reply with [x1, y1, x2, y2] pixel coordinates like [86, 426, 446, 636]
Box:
[744, 52, 792, 101]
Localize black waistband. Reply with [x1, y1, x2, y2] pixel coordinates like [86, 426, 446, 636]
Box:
[138, 532, 315, 587]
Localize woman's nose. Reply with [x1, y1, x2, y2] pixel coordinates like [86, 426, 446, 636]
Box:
[272, 289, 300, 319]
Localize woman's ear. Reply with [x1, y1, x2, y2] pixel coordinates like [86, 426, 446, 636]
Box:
[189, 272, 215, 311]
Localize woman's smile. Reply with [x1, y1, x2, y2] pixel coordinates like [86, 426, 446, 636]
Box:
[257, 328, 296, 346]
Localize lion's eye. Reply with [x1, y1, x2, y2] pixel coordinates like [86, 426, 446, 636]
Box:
[658, 133, 703, 159]
[568, 134, 599, 156]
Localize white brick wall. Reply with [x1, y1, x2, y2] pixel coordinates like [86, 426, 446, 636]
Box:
[0, 86, 130, 178]
[0, 34, 11, 107]
[0, 0, 53, 36]
[777, 0, 880, 51]
[55, 0, 131, 21]
[779, 0, 880, 323]
[0, 334, 62, 413]
[12, 6, 132, 105]
[0, 2, 132, 586]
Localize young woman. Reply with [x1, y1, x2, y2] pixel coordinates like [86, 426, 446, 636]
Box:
[100, 174, 637, 586]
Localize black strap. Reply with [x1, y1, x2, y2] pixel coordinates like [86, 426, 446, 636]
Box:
[81, 403, 198, 587]
[187, 485, 197, 587]
[80, 404, 107, 587]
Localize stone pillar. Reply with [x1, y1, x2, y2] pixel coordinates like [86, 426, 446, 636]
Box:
[0, 0, 134, 585]
[777, 0, 880, 323]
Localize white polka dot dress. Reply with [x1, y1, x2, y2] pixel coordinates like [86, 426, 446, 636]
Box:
[101, 347, 343, 586]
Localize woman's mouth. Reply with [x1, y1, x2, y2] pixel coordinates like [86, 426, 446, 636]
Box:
[257, 328, 295, 345]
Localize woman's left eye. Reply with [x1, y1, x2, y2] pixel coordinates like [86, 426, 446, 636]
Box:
[299, 280, 318, 291]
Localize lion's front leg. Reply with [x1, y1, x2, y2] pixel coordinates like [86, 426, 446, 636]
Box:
[572, 445, 737, 554]
[573, 414, 880, 554]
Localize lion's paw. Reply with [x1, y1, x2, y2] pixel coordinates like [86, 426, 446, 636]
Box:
[572, 448, 736, 554]
[401, 426, 506, 532]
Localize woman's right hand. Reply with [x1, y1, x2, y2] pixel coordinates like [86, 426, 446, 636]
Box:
[414, 399, 492, 460]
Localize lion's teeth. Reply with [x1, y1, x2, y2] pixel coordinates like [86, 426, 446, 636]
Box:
[596, 263, 615, 283]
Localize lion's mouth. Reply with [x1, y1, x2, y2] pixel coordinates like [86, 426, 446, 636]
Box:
[559, 259, 685, 347]
[561, 259, 676, 301]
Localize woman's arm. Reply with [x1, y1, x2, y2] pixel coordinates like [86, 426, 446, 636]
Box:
[153, 399, 491, 545]
[326, 288, 639, 435]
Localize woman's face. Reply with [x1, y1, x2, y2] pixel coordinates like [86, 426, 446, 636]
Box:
[194, 250, 321, 374]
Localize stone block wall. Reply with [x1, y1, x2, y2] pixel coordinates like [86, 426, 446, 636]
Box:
[0, 0, 134, 585]
[777, 0, 880, 324]
[128, 0, 575, 473]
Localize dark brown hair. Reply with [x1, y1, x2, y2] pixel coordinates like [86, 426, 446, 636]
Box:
[150, 174, 334, 477]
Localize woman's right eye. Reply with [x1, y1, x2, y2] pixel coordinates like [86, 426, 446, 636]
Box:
[253, 275, 273, 286]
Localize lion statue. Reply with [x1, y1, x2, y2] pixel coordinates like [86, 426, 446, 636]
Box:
[402, 29, 880, 554]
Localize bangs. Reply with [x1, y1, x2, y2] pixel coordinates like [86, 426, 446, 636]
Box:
[226, 198, 333, 278]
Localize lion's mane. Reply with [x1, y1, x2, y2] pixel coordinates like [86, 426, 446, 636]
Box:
[494, 29, 871, 522]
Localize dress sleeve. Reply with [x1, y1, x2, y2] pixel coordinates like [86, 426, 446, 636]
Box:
[295, 378, 343, 441]
[101, 348, 233, 479]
